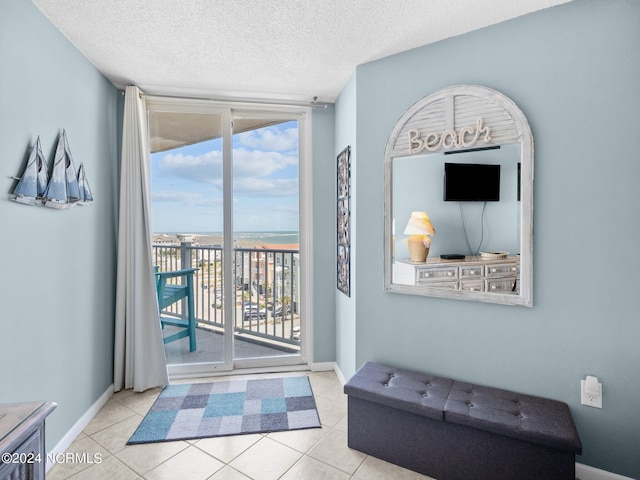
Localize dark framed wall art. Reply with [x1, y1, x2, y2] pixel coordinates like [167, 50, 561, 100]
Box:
[337, 146, 351, 296]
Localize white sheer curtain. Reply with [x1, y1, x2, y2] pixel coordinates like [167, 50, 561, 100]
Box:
[114, 86, 169, 392]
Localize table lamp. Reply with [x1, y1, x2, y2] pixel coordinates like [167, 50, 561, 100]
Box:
[403, 211, 435, 263]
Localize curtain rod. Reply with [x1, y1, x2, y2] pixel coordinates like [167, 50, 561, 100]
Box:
[125, 89, 329, 109]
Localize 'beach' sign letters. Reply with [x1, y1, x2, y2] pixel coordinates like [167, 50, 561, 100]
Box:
[408, 117, 492, 154]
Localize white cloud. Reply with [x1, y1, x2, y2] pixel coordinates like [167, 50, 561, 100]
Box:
[233, 148, 298, 178]
[152, 190, 221, 207]
[233, 177, 299, 197]
[154, 150, 222, 183]
[155, 148, 297, 184]
[236, 126, 298, 152]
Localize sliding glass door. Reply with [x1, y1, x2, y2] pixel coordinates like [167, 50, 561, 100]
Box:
[146, 97, 309, 376]
[231, 112, 302, 369]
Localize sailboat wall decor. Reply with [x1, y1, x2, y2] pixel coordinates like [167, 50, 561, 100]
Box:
[10, 130, 94, 210]
[42, 130, 80, 209]
[10, 136, 48, 205]
[76, 164, 93, 206]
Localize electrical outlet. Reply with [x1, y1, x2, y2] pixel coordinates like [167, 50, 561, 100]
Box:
[581, 379, 602, 408]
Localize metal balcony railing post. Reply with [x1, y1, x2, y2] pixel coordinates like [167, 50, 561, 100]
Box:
[180, 241, 192, 318]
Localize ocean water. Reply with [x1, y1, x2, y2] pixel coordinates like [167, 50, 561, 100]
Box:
[160, 231, 299, 245]
[233, 231, 299, 245]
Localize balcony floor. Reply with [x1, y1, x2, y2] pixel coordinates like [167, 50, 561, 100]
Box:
[163, 325, 299, 365]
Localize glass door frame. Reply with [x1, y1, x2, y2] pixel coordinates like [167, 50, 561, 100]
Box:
[145, 95, 313, 378]
[230, 108, 311, 371]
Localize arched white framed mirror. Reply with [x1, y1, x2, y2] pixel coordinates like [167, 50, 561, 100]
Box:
[384, 85, 533, 306]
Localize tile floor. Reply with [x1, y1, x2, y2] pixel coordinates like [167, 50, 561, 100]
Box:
[47, 370, 435, 480]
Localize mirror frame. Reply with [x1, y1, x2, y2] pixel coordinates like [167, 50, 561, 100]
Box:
[384, 85, 533, 307]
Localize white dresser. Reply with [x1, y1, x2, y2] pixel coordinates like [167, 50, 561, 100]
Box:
[0, 402, 56, 480]
[394, 256, 519, 293]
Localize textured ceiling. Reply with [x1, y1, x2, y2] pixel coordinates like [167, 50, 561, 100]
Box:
[31, 0, 572, 103]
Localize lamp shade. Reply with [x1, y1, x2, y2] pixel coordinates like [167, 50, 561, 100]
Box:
[403, 211, 435, 236]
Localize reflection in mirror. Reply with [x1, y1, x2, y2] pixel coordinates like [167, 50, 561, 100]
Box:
[384, 85, 533, 306]
[393, 144, 521, 261]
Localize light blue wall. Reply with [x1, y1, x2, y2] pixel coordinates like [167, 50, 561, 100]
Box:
[0, 0, 120, 453]
[337, 0, 640, 477]
[335, 74, 358, 377]
[311, 105, 337, 362]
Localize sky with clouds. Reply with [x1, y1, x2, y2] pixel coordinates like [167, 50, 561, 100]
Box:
[150, 120, 299, 233]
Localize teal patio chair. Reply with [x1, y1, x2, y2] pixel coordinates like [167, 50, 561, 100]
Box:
[155, 267, 198, 352]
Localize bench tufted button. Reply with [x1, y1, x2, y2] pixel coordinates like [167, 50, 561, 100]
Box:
[516, 413, 524, 419]
[383, 383, 389, 387]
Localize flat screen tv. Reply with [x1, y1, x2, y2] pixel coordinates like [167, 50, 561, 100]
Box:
[443, 163, 501, 201]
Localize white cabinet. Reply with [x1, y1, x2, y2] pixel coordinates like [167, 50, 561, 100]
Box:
[394, 257, 519, 294]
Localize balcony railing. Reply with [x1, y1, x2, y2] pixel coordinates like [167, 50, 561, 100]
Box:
[152, 242, 300, 352]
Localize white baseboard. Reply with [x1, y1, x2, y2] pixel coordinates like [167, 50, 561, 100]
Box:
[310, 361, 336, 372]
[334, 363, 347, 386]
[576, 463, 635, 480]
[310, 361, 346, 385]
[47, 384, 114, 472]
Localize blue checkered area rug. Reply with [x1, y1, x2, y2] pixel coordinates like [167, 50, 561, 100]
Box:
[128, 376, 321, 444]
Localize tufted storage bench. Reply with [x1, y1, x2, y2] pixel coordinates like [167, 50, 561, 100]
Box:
[344, 362, 582, 480]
